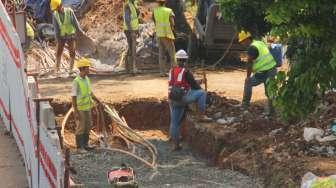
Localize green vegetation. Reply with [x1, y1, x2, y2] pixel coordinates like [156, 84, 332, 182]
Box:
[219, 0, 336, 120]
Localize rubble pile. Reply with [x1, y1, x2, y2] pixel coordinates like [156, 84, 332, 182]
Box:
[190, 92, 336, 187]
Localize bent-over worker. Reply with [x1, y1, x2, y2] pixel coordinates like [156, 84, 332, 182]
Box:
[168, 50, 211, 151]
[238, 31, 277, 116]
[153, 0, 176, 77]
[72, 58, 101, 152]
[51, 0, 84, 74]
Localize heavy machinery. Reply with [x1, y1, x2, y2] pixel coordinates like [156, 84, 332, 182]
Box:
[188, 0, 245, 63]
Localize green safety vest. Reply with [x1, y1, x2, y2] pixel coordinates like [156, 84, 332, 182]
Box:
[54, 7, 76, 37]
[26, 22, 34, 39]
[251, 40, 276, 73]
[123, 1, 139, 31]
[153, 6, 175, 39]
[74, 76, 93, 111]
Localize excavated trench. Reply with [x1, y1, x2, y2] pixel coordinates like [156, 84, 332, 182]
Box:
[51, 99, 262, 187]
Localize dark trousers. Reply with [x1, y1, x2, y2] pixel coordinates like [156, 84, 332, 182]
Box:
[242, 67, 277, 108]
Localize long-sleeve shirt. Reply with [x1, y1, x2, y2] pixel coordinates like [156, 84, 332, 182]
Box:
[52, 8, 84, 41]
[185, 70, 202, 90]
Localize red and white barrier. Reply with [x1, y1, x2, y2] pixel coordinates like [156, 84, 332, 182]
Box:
[0, 2, 65, 188]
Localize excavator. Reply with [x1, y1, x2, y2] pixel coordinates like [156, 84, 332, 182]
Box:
[188, 0, 245, 64]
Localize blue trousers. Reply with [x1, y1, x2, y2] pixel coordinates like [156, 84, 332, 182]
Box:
[169, 89, 206, 141]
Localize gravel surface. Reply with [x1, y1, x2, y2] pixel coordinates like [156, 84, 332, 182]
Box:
[71, 138, 263, 188]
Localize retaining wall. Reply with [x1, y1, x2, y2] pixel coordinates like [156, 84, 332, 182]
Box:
[0, 2, 65, 188]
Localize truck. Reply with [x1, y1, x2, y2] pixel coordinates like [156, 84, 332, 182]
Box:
[188, 0, 245, 63]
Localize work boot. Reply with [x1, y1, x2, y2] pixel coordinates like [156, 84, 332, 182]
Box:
[171, 141, 182, 151]
[198, 114, 212, 122]
[76, 135, 87, 154]
[83, 133, 95, 151]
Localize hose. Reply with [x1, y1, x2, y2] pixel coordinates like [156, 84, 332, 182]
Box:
[208, 33, 235, 69]
[61, 104, 158, 169]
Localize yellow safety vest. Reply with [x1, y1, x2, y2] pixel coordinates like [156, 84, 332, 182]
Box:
[54, 7, 76, 37]
[74, 76, 93, 111]
[251, 40, 276, 73]
[26, 22, 34, 39]
[153, 6, 175, 39]
[123, 1, 139, 31]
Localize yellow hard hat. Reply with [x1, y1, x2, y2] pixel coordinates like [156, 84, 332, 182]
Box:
[238, 31, 252, 43]
[50, 0, 61, 11]
[75, 58, 91, 68]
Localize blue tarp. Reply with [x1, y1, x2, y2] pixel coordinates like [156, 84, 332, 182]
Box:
[26, 0, 83, 22]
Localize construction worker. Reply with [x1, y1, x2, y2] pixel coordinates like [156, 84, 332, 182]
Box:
[123, 0, 140, 74]
[50, 0, 84, 74]
[168, 50, 211, 151]
[153, 0, 177, 77]
[238, 31, 277, 116]
[25, 22, 34, 50]
[72, 58, 101, 152]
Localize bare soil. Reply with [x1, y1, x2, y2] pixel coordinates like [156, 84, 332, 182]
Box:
[42, 69, 336, 187]
[39, 69, 266, 103]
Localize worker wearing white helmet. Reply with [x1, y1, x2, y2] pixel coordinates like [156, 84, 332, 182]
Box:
[72, 58, 101, 152]
[168, 49, 211, 151]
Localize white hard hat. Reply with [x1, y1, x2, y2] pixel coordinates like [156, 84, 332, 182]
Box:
[175, 49, 189, 59]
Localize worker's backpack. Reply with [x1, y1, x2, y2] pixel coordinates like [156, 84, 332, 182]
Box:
[269, 43, 284, 67]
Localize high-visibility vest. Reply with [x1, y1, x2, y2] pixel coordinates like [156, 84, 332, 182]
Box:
[123, 1, 139, 31]
[153, 6, 175, 39]
[54, 7, 76, 37]
[168, 67, 190, 94]
[26, 22, 34, 39]
[251, 40, 276, 73]
[74, 76, 93, 111]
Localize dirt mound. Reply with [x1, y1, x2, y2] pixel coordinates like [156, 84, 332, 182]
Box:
[80, 0, 123, 35]
[185, 92, 336, 187]
[80, 0, 152, 38]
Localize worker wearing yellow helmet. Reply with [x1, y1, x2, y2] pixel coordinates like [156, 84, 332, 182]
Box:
[72, 58, 101, 152]
[51, 0, 85, 75]
[123, 0, 140, 74]
[153, 0, 177, 77]
[238, 30, 277, 117]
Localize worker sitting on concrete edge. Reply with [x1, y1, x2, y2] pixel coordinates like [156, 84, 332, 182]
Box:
[51, 0, 85, 75]
[153, 0, 177, 77]
[168, 49, 211, 151]
[238, 31, 277, 116]
[123, 0, 140, 74]
[72, 58, 101, 152]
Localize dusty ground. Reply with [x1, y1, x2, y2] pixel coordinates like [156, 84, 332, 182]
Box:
[53, 98, 263, 188]
[39, 69, 266, 103]
[0, 119, 28, 188]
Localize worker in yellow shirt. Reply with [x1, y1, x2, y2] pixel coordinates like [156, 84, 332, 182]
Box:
[123, 0, 140, 74]
[153, 0, 176, 77]
[72, 58, 101, 152]
[50, 0, 84, 75]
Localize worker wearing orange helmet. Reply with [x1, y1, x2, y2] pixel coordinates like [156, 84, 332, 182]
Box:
[72, 58, 101, 152]
[238, 31, 277, 116]
[50, 0, 84, 75]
